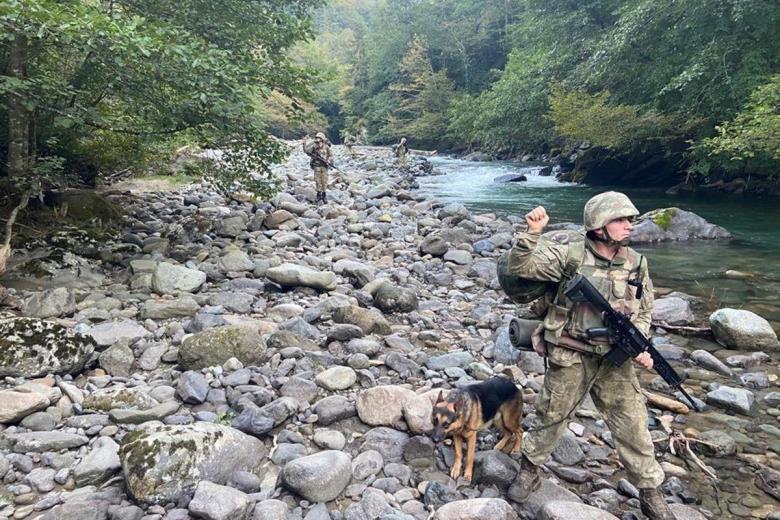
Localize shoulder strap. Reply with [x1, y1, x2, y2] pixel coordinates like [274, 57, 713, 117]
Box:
[554, 240, 586, 305]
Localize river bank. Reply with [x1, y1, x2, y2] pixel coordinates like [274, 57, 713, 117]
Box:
[0, 144, 778, 520]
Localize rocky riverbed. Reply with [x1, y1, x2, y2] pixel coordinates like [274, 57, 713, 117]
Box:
[0, 144, 778, 520]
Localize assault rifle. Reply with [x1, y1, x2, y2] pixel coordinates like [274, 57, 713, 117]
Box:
[564, 274, 700, 411]
[308, 150, 343, 174]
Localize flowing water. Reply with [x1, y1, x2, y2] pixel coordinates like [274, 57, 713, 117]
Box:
[418, 157, 780, 327]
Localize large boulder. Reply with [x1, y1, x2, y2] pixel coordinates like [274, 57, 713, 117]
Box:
[706, 386, 755, 415]
[218, 247, 254, 273]
[709, 308, 779, 351]
[119, 423, 266, 505]
[333, 259, 375, 288]
[73, 437, 122, 486]
[281, 450, 352, 502]
[356, 386, 417, 426]
[188, 480, 251, 520]
[630, 208, 731, 243]
[179, 325, 266, 370]
[433, 498, 518, 520]
[152, 262, 206, 294]
[0, 317, 95, 378]
[266, 263, 336, 291]
[141, 296, 200, 319]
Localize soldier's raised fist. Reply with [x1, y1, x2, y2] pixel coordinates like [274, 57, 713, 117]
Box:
[525, 206, 549, 233]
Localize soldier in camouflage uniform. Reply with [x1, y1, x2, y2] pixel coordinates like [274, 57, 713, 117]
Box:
[343, 133, 357, 157]
[507, 192, 675, 520]
[303, 132, 333, 203]
[392, 137, 409, 169]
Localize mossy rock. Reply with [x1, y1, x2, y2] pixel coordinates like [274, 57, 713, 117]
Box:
[652, 208, 678, 231]
[119, 423, 266, 505]
[179, 325, 267, 370]
[83, 388, 159, 412]
[0, 317, 96, 378]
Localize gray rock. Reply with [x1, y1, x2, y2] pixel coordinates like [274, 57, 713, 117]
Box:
[706, 385, 755, 415]
[271, 443, 307, 465]
[177, 371, 209, 404]
[0, 317, 96, 378]
[25, 466, 56, 492]
[332, 305, 391, 335]
[374, 284, 418, 314]
[109, 400, 180, 424]
[216, 216, 247, 238]
[360, 427, 409, 463]
[233, 406, 275, 437]
[333, 259, 376, 288]
[0, 390, 49, 424]
[88, 320, 149, 347]
[510, 479, 580, 518]
[631, 208, 731, 243]
[83, 387, 158, 412]
[356, 386, 416, 426]
[280, 376, 319, 403]
[218, 248, 254, 273]
[210, 292, 254, 313]
[710, 308, 779, 350]
[120, 423, 266, 505]
[668, 504, 708, 520]
[419, 235, 447, 257]
[327, 324, 364, 342]
[282, 450, 352, 502]
[313, 395, 356, 425]
[697, 430, 736, 457]
[652, 297, 695, 325]
[266, 263, 336, 291]
[385, 352, 422, 377]
[425, 351, 473, 370]
[24, 287, 76, 318]
[73, 437, 121, 486]
[315, 366, 357, 391]
[474, 451, 518, 488]
[98, 343, 135, 377]
[313, 429, 346, 450]
[180, 325, 266, 370]
[0, 431, 88, 453]
[141, 296, 200, 319]
[188, 480, 251, 520]
[690, 350, 733, 376]
[40, 500, 109, 520]
[20, 410, 56, 431]
[152, 262, 206, 294]
[540, 501, 619, 520]
[252, 500, 289, 520]
[443, 250, 472, 265]
[551, 430, 585, 465]
[352, 450, 384, 480]
[432, 498, 518, 520]
[740, 371, 770, 389]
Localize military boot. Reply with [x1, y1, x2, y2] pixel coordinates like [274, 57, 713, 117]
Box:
[508, 454, 541, 503]
[639, 488, 675, 520]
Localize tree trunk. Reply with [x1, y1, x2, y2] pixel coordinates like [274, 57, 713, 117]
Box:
[7, 33, 31, 181]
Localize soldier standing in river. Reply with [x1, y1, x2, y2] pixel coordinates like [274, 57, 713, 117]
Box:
[303, 132, 333, 204]
[507, 192, 675, 520]
[392, 137, 409, 169]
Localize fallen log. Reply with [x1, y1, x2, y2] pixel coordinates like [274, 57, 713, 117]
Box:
[642, 390, 690, 414]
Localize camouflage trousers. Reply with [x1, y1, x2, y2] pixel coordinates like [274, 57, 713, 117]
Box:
[523, 345, 665, 489]
[397, 154, 407, 169]
[313, 166, 329, 192]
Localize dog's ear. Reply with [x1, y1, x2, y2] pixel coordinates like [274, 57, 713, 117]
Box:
[435, 390, 444, 405]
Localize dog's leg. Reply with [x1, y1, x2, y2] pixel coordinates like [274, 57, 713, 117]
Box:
[451, 435, 463, 480]
[463, 431, 477, 482]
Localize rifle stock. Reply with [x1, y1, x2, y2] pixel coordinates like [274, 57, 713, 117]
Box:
[564, 274, 700, 411]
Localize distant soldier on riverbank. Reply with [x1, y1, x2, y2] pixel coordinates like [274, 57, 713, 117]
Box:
[392, 137, 409, 169]
[303, 132, 333, 204]
[343, 132, 357, 157]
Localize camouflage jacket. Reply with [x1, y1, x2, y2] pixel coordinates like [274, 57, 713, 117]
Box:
[507, 231, 654, 353]
[304, 140, 332, 168]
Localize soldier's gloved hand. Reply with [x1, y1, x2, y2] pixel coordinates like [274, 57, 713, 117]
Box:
[632, 351, 653, 369]
[525, 206, 549, 233]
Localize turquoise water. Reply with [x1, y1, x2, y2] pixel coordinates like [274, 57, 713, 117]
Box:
[418, 157, 780, 326]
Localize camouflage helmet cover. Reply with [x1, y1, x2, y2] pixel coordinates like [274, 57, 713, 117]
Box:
[583, 191, 639, 231]
[315, 132, 327, 140]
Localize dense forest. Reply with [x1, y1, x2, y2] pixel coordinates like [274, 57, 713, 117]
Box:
[295, 0, 780, 188]
[2, 0, 780, 199]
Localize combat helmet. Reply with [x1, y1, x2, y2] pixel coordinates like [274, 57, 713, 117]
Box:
[583, 191, 638, 231]
[315, 132, 327, 141]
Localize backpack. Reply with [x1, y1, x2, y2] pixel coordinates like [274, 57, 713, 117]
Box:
[497, 230, 585, 315]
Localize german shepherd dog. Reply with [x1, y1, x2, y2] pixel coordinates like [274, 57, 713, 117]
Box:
[432, 377, 524, 482]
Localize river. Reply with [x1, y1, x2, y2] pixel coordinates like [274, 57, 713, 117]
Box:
[418, 157, 780, 327]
